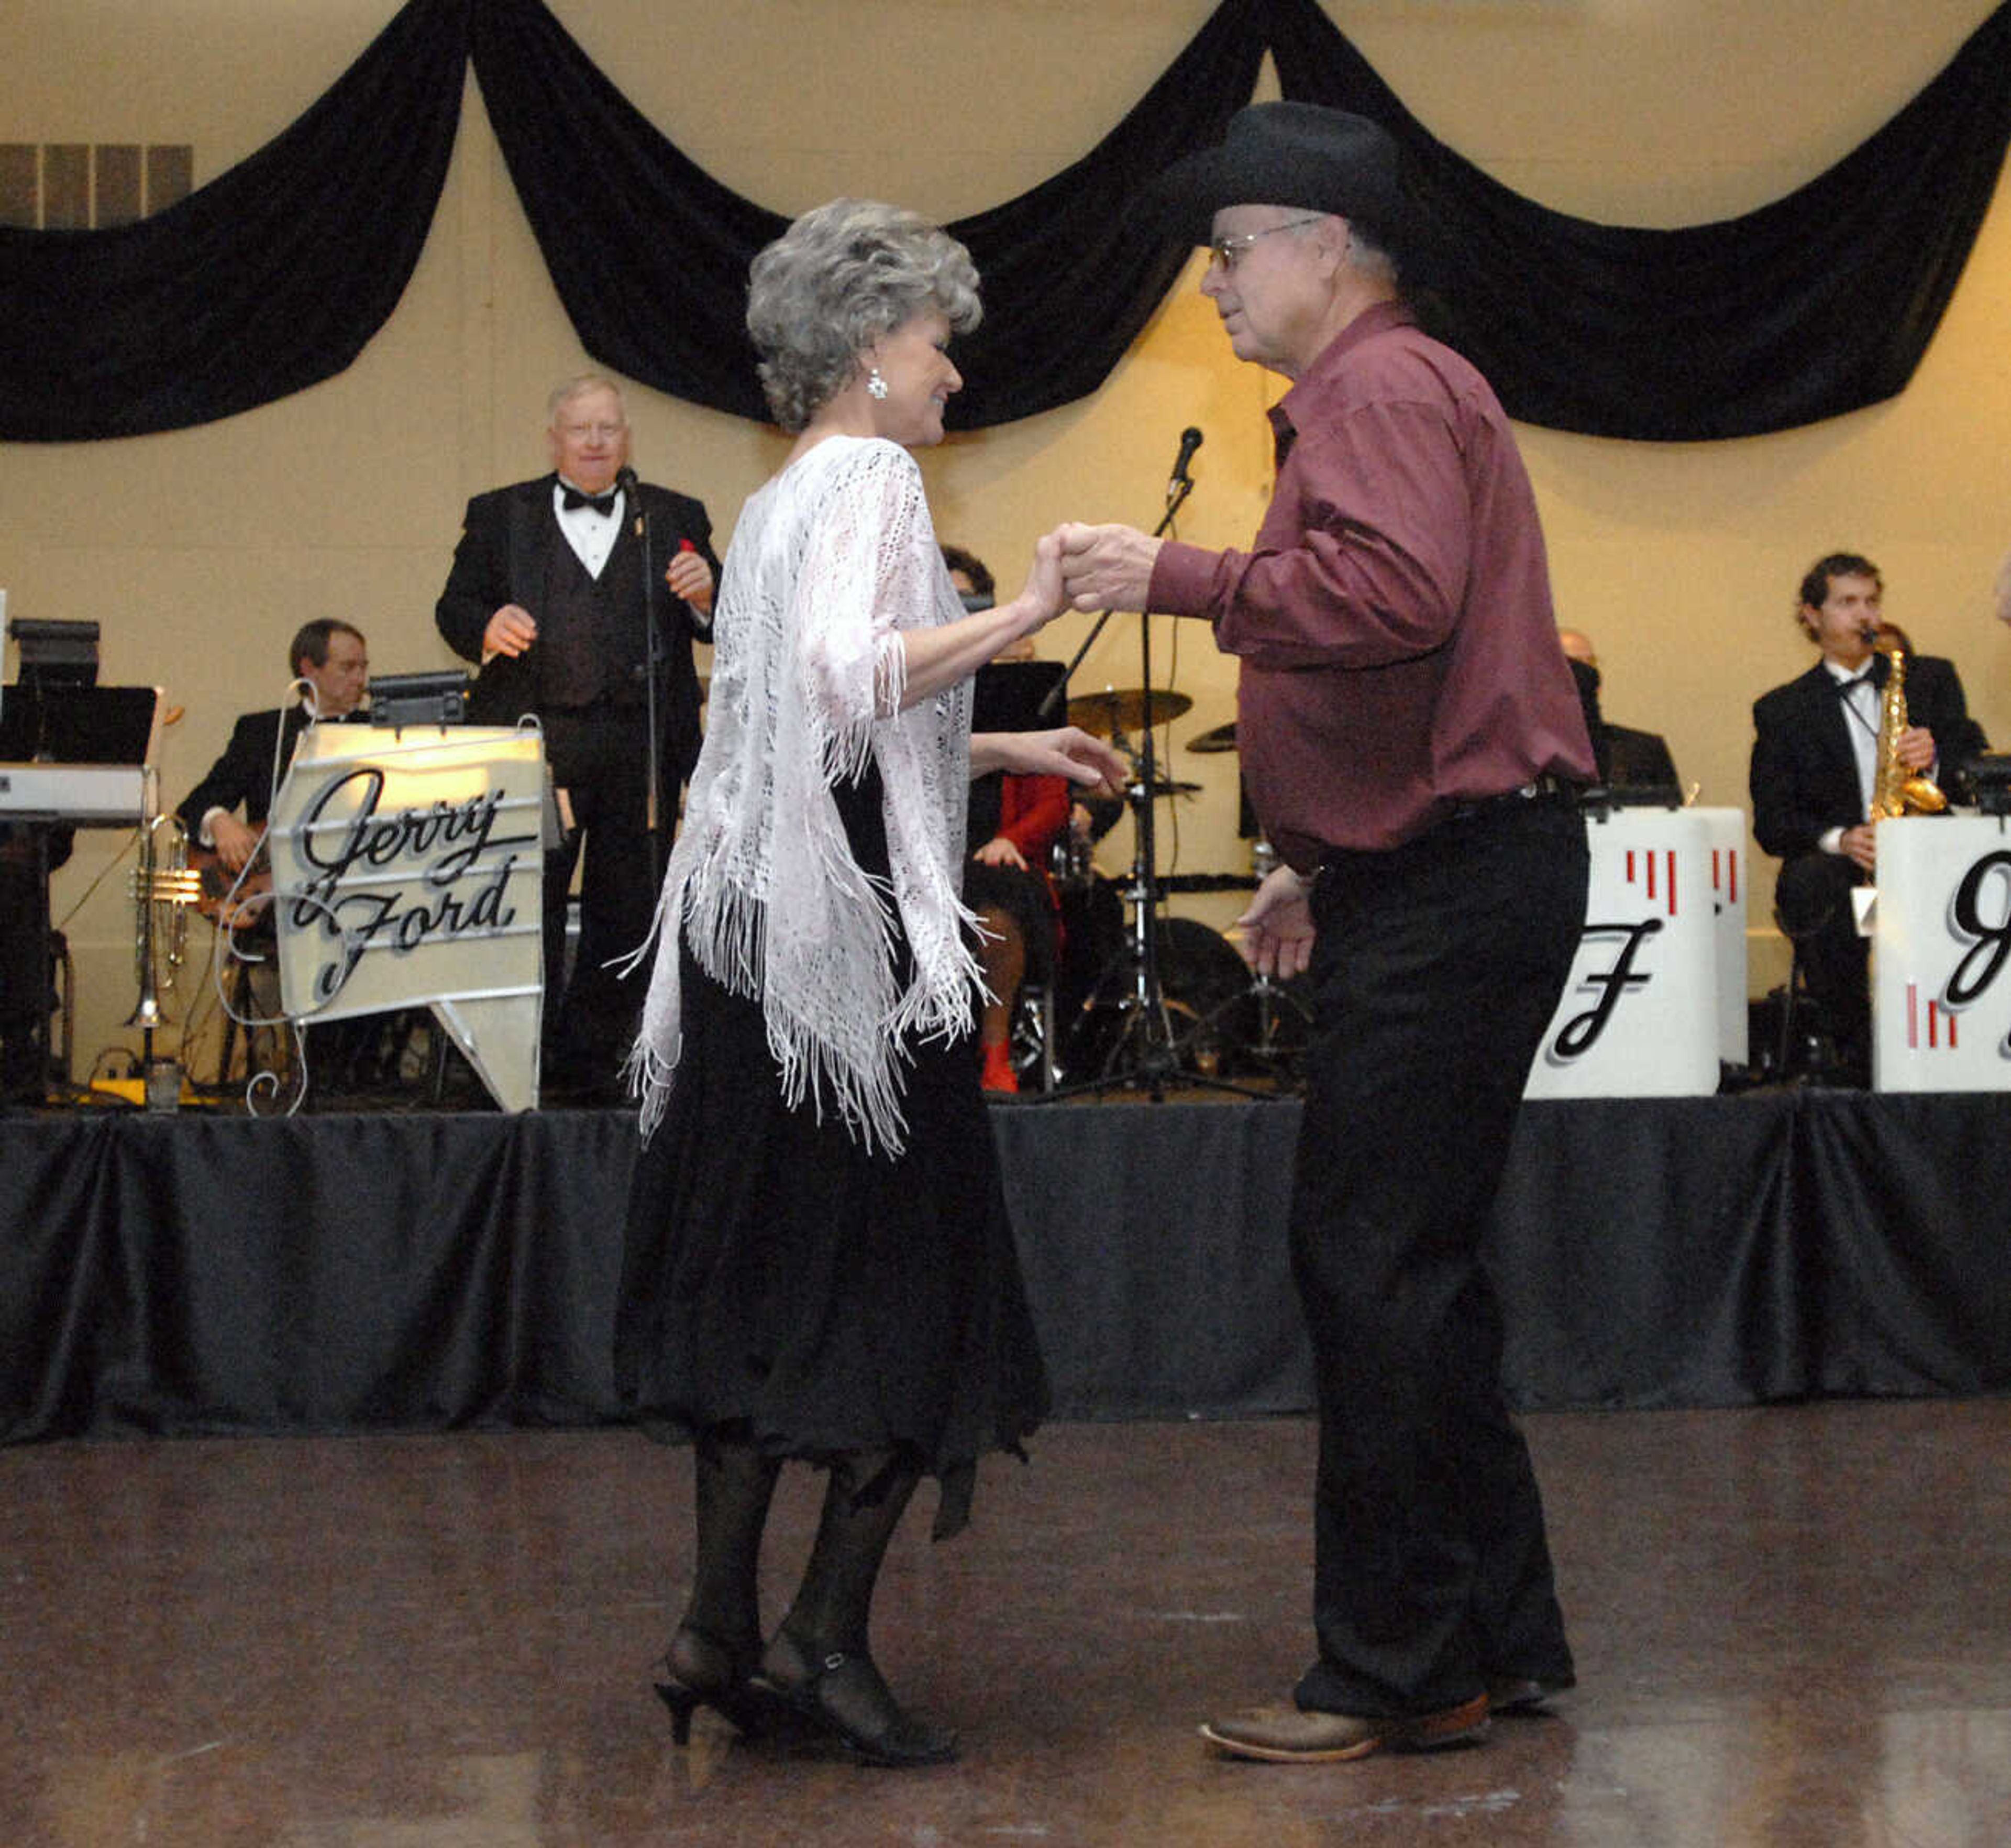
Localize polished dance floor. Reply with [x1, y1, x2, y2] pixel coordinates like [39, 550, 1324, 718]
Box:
[5, 1400, 2009, 1846]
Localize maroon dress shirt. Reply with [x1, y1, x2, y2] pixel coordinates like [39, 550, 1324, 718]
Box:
[1147, 299, 1594, 867]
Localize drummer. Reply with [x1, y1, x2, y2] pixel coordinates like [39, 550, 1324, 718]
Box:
[946, 546, 1071, 1092]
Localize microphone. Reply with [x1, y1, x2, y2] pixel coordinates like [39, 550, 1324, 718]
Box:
[1169, 426, 1204, 497]
[618, 465, 643, 536]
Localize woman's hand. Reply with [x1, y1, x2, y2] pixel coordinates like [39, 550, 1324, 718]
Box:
[970, 725, 1126, 790]
[1016, 531, 1067, 631]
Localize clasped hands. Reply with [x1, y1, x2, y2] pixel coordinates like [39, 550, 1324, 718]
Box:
[1047, 522, 1164, 617]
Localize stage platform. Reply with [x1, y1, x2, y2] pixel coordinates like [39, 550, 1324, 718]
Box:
[4, 1088, 2010, 1444]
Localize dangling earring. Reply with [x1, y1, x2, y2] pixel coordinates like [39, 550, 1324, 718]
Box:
[867, 367, 889, 401]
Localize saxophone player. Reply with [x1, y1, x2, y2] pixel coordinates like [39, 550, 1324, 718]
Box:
[1750, 552, 1989, 1082]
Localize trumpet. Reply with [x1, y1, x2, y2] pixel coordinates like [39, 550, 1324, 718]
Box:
[128, 767, 204, 1029]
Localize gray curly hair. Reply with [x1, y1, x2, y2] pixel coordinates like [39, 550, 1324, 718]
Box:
[746, 199, 981, 433]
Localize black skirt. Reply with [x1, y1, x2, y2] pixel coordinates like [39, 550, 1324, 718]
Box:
[613, 768, 1049, 1536]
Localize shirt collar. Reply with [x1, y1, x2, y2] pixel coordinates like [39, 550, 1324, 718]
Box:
[1822, 655, 1881, 688]
[1269, 298, 1420, 450]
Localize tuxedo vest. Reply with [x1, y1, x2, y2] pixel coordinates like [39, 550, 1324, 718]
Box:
[536, 515, 649, 709]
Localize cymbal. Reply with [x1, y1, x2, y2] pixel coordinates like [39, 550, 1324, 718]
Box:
[1186, 720, 1239, 754]
[1067, 687, 1193, 736]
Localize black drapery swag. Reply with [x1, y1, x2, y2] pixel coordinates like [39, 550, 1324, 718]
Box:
[1266, 0, 2011, 439]
[467, 0, 1269, 427]
[2, 0, 2007, 444]
[0, 0, 468, 442]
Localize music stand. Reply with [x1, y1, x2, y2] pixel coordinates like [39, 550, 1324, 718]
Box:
[973, 660, 1067, 735]
[0, 683, 161, 768]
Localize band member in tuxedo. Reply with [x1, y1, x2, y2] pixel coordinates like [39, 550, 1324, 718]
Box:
[1750, 552, 1988, 1081]
[434, 375, 720, 1099]
[173, 618, 386, 1092]
[1558, 628, 1682, 800]
[1058, 103, 1594, 1762]
[175, 618, 369, 871]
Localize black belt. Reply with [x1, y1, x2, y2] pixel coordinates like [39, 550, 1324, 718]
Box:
[1442, 772, 1582, 824]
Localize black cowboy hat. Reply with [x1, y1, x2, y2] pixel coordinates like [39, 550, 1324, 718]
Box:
[1154, 102, 1407, 254]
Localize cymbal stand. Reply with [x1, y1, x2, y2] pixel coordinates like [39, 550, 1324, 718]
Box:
[1036, 479, 1266, 1104]
[1192, 839, 1312, 1088]
[1189, 960, 1313, 1086]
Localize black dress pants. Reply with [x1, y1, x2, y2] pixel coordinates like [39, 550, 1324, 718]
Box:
[1773, 849, 1870, 1069]
[1289, 795, 1587, 1718]
[539, 703, 676, 1087]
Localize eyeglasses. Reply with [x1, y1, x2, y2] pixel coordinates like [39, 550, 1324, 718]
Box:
[557, 422, 626, 443]
[1209, 215, 1326, 273]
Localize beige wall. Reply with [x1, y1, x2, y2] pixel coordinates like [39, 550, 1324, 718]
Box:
[4, 0, 2008, 1072]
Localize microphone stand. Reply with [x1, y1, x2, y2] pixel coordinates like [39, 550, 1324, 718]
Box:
[1034, 471, 1267, 1104]
[629, 470, 665, 896]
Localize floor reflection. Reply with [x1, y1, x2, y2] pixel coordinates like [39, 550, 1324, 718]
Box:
[4, 1403, 2009, 1846]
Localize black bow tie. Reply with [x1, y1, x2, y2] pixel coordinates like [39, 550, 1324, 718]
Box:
[1836, 657, 1887, 695]
[561, 485, 620, 516]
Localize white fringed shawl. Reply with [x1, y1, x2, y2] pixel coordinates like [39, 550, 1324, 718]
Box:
[628, 436, 978, 1154]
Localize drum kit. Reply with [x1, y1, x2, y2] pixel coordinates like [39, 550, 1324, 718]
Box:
[1036, 686, 1311, 1097]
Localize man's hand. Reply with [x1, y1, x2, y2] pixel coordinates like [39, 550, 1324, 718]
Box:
[666, 547, 714, 614]
[1839, 822, 1878, 873]
[1234, 863, 1316, 980]
[973, 836, 1029, 871]
[210, 813, 264, 875]
[1895, 724, 1937, 773]
[1054, 522, 1161, 614]
[482, 603, 538, 658]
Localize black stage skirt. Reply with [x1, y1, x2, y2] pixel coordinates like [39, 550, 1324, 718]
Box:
[613, 768, 1050, 1537]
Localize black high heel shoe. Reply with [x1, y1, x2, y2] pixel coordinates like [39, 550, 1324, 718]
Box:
[653, 1624, 795, 1744]
[751, 1628, 958, 1767]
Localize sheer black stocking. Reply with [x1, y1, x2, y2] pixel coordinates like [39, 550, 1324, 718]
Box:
[758, 1450, 957, 1765]
[681, 1428, 781, 1664]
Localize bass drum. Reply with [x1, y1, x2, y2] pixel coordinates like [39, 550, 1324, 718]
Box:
[1063, 916, 1288, 1082]
[1054, 873, 1125, 1026]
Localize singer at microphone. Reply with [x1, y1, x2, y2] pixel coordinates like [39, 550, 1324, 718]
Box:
[433, 371, 721, 1102]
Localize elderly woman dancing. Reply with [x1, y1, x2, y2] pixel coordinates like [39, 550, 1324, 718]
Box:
[615, 199, 1122, 1768]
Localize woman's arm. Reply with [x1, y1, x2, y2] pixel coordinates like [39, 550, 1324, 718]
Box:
[969, 727, 1126, 791]
[895, 534, 1066, 709]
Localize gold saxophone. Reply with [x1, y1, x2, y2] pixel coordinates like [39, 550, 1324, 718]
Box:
[1870, 635, 1949, 819]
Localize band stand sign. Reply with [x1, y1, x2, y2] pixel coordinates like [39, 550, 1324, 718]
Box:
[1871, 813, 2011, 1091]
[267, 724, 551, 1110]
[1524, 806, 1721, 1099]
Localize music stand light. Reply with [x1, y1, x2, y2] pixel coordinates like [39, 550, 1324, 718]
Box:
[368, 670, 470, 728]
[8, 618, 100, 689]
[1963, 752, 2011, 817]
